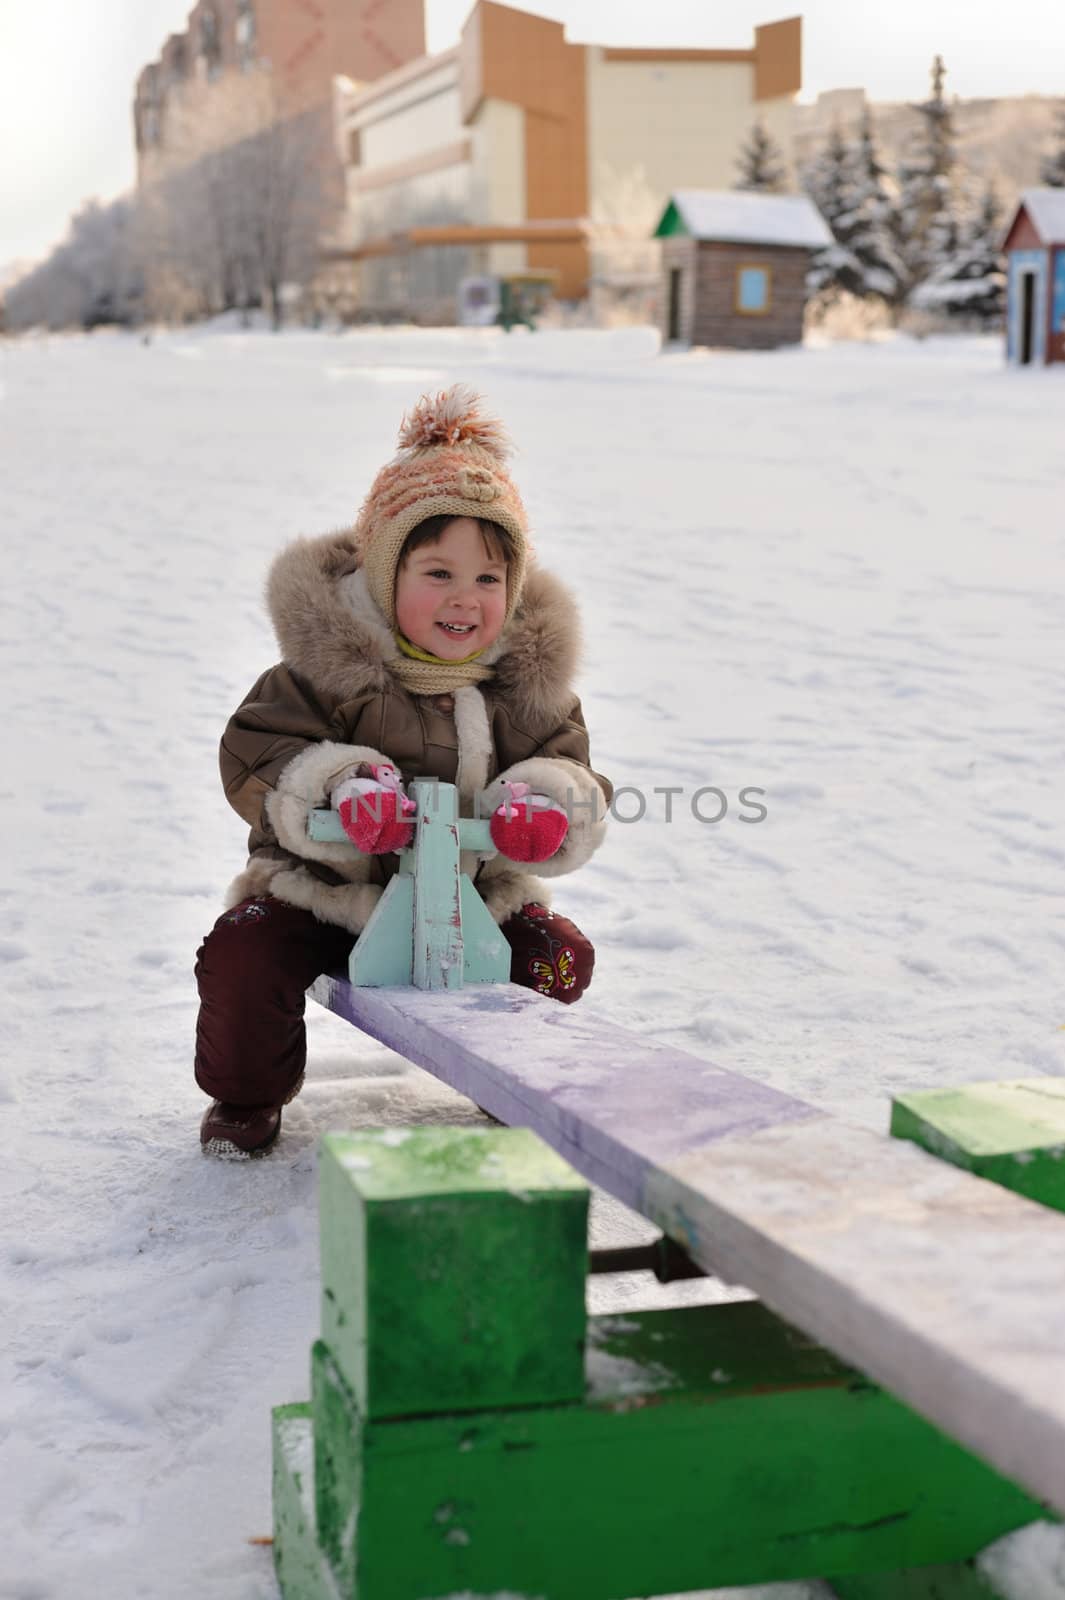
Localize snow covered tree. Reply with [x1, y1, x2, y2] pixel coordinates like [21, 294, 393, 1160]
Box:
[802, 123, 853, 235]
[847, 107, 908, 308]
[802, 123, 865, 301]
[4, 198, 140, 331]
[801, 112, 907, 313]
[734, 121, 788, 194]
[910, 181, 1006, 326]
[896, 55, 962, 293]
[133, 73, 338, 327]
[1039, 101, 1065, 187]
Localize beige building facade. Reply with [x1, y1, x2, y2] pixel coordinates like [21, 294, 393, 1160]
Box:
[335, 3, 803, 318]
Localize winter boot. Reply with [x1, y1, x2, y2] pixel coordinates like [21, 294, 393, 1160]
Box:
[199, 1073, 304, 1159]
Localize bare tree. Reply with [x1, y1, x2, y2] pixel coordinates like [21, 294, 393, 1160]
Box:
[134, 72, 338, 327]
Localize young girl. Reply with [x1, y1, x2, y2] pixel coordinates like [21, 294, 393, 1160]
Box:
[195, 385, 612, 1157]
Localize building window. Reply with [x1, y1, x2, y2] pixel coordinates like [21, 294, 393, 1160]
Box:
[236, 0, 257, 70]
[735, 264, 772, 316]
[200, 5, 222, 80]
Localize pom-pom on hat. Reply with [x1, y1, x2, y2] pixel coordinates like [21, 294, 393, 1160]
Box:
[352, 385, 530, 630]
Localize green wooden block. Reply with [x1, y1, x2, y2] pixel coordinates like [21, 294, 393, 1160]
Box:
[272, 1404, 334, 1600]
[319, 1127, 589, 1419]
[311, 1341, 362, 1596]
[892, 1079, 1065, 1212]
[830, 1560, 1006, 1597]
[311, 1301, 1042, 1600]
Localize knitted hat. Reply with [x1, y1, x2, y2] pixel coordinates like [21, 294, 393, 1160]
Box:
[352, 385, 530, 630]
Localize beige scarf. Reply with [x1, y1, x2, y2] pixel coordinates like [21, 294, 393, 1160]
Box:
[391, 632, 495, 696]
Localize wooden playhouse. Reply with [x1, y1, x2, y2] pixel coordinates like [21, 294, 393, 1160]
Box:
[654, 189, 832, 349]
[1002, 187, 1065, 366]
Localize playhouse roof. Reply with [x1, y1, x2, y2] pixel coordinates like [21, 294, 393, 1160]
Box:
[1004, 187, 1065, 248]
[654, 190, 833, 250]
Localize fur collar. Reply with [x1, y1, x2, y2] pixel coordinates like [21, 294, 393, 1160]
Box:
[265, 529, 583, 731]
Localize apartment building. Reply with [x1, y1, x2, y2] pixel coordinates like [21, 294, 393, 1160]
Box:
[133, 0, 426, 184]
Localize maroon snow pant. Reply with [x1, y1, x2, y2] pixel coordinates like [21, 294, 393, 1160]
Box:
[194, 895, 594, 1109]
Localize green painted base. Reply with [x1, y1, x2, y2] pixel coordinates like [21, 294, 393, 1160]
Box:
[280, 1301, 1040, 1600]
[891, 1079, 1065, 1212]
[829, 1558, 1005, 1597]
[272, 1405, 335, 1600]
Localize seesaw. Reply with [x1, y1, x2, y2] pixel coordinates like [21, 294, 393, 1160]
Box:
[270, 781, 1065, 1597]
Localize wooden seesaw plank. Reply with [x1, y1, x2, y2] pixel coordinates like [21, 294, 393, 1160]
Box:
[310, 975, 1065, 1518]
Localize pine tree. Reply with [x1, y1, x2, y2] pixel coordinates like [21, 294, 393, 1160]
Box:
[734, 121, 788, 194]
[896, 55, 962, 292]
[803, 123, 854, 232]
[911, 181, 1005, 326]
[847, 107, 908, 307]
[1040, 101, 1065, 187]
[802, 123, 865, 300]
[802, 111, 908, 311]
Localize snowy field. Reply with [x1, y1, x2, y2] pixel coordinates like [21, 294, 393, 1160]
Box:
[3, 321, 1064, 1600]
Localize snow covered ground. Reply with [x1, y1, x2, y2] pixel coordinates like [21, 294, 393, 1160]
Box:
[3, 322, 1064, 1600]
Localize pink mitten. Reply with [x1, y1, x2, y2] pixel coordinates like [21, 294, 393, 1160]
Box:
[333, 764, 416, 854]
[488, 782, 569, 863]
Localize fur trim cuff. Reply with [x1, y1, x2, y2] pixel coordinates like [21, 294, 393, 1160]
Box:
[478, 862, 551, 923]
[266, 740, 392, 864]
[224, 856, 286, 910]
[268, 865, 383, 936]
[481, 757, 607, 877]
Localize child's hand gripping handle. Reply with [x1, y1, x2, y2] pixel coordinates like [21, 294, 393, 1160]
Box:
[488, 781, 569, 863]
[331, 763, 416, 854]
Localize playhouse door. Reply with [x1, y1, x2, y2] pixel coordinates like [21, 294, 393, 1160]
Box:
[667, 267, 683, 341]
[1020, 273, 1036, 365]
[1008, 250, 1047, 365]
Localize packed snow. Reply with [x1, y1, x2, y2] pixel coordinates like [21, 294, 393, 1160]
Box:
[3, 320, 1064, 1600]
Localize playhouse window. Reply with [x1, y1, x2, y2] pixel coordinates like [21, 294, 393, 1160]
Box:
[736, 265, 771, 315]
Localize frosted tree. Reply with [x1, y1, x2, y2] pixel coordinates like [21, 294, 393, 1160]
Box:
[802, 123, 865, 300]
[586, 161, 662, 320]
[802, 113, 907, 312]
[734, 121, 788, 194]
[896, 55, 962, 291]
[236, 106, 338, 329]
[802, 123, 853, 234]
[4, 198, 139, 330]
[1039, 101, 1065, 187]
[911, 181, 1006, 326]
[847, 107, 908, 309]
[134, 72, 338, 326]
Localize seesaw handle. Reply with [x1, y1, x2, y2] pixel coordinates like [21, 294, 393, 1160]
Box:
[307, 782, 509, 988]
[307, 806, 496, 855]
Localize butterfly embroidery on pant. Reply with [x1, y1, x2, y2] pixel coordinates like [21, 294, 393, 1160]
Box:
[528, 945, 577, 995]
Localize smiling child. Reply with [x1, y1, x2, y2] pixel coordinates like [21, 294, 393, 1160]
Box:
[193, 385, 612, 1157]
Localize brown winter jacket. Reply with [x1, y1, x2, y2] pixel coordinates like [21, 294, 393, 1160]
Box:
[219, 529, 612, 933]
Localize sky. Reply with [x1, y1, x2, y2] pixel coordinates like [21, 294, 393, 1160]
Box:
[2, 0, 1064, 270]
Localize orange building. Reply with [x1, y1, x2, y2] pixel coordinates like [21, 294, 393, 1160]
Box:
[334, 3, 802, 318]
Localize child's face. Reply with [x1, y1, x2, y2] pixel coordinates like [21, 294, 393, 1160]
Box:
[395, 517, 508, 659]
